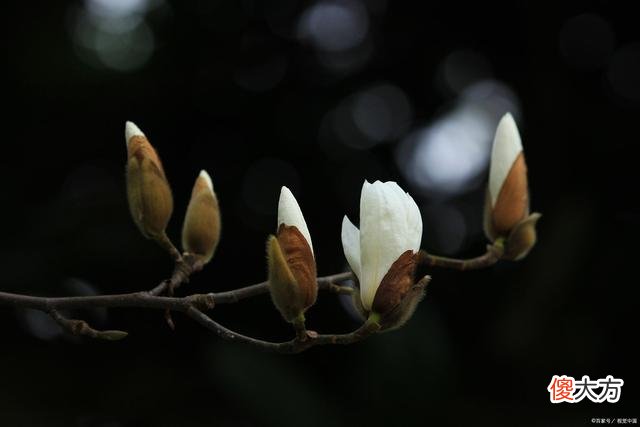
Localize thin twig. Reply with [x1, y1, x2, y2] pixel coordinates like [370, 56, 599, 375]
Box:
[0, 272, 354, 313]
[209, 272, 355, 305]
[148, 253, 203, 296]
[48, 308, 128, 341]
[185, 306, 379, 354]
[155, 232, 183, 263]
[144, 252, 204, 329]
[417, 240, 505, 271]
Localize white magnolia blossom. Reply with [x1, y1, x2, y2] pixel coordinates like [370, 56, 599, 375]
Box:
[341, 180, 422, 311]
[488, 113, 523, 208]
[277, 186, 314, 255]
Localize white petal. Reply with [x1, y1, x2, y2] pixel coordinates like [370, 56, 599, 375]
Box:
[489, 113, 523, 207]
[402, 191, 423, 253]
[277, 186, 313, 255]
[199, 170, 214, 192]
[341, 216, 361, 282]
[125, 121, 145, 147]
[359, 180, 422, 310]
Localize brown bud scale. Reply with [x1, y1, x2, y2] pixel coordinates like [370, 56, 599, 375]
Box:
[372, 250, 419, 315]
[276, 224, 317, 309]
[492, 153, 528, 236]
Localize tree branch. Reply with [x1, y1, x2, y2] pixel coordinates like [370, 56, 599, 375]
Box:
[0, 240, 504, 354]
[0, 270, 357, 352]
[48, 309, 128, 341]
[185, 306, 379, 354]
[1, 239, 506, 352]
[417, 240, 505, 271]
[0, 272, 354, 312]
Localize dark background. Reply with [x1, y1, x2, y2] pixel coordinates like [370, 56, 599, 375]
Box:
[1, 1, 638, 426]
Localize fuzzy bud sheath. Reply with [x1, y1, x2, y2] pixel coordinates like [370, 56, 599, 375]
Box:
[267, 225, 317, 323]
[182, 170, 221, 264]
[125, 122, 173, 241]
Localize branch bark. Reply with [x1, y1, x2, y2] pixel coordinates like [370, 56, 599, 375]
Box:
[0, 271, 355, 312]
[0, 269, 358, 348]
[185, 306, 380, 354]
[0, 245, 500, 351]
[417, 240, 504, 271]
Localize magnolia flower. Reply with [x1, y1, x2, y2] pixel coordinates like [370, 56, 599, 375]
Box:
[181, 170, 221, 264]
[266, 187, 317, 324]
[341, 180, 423, 322]
[125, 121, 173, 241]
[485, 113, 541, 260]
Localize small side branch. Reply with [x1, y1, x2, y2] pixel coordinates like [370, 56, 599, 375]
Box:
[145, 253, 205, 329]
[48, 309, 128, 341]
[209, 271, 354, 305]
[148, 253, 204, 296]
[417, 240, 505, 271]
[185, 306, 379, 354]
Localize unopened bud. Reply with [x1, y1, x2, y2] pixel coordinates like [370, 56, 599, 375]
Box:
[181, 170, 221, 264]
[502, 213, 541, 261]
[485, 114, 541, 260]
[266, 225, 317, 323]
[125, 121, 173, 242]
[486, 114, 529, 237]
[341, 180, 425, 330]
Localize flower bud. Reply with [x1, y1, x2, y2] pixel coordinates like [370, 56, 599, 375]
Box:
[342, 181, 426, 328]
[266, 187, 317, 323]
[267, 226, 317, 323]
[486, 114, 528, 237]
[181, 170, 221, 264]
[125, 121, 173, 241]
[485, 114, 541, 259]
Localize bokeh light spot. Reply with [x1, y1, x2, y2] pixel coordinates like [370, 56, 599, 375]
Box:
[297, 0, 369, 52]
[397, 80, 520, 198]
[323, 83, 412, 150]
[71, 0, 161, 71]
[352, 84, 412, 143]
[21, 309, 62, 341]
